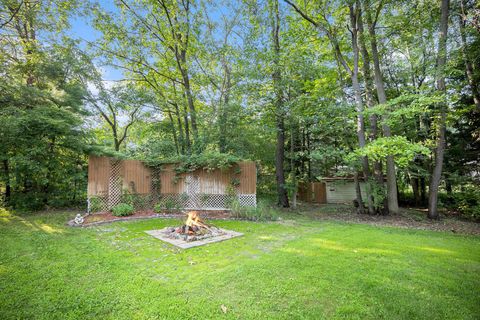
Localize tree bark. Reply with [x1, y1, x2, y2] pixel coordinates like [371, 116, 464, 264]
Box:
[170, 102, 185, 154]
[167, 109, 180, 155]
[349, 5, 375, 214]
[171, 82, 186, 154]
[114, 134, 120, 152]
[458, 0, 480, 111]
[180, 64, 198, 141]
[3, 159, 11, 204]
[364, 0, 399, 214]
[428, 0, 450, 219]
[354, 171, 365, 214]
[358, 5, 384, 192]
[219, 60, 231, 153]
[272, 0, 289, 207]
[182, 98, 191, 153]
[410, 176, 420, 206]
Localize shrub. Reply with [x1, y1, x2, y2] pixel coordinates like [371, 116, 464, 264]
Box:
[120, 193, 150, 210]
[451, 186, 480, 221]
[230, 200, 278, 221]
[89, 197, 104, 213]
[111, 203, 134, 217]
[154, 197, 177, 213]
[153, 202, 163, 213]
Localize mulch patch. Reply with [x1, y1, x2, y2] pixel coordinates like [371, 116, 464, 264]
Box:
[305, 209, 480, 236]
[72, 210, 233, 227]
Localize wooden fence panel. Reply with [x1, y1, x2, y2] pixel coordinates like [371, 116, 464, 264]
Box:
[87, 156, 257, 211]
[122, 160, 151, 194]
[313, 182, 327, 203]
[297, 182, 326, 204]
[87, 156, 110, 196]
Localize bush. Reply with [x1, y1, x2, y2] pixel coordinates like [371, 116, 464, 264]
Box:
[154, 197, 180, 213]
[230, 200, 278, 221]
[153, 202, 163, 213]
[89, 197, 104, 213]
[111, 203, 134, 217]
[451, 186, 480, 221]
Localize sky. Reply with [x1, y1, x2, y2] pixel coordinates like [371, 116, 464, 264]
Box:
[65, 0, 239, 83]
[67, 0, 123, 82]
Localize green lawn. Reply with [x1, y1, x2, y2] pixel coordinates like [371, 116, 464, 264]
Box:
[1, 210, 479, 319]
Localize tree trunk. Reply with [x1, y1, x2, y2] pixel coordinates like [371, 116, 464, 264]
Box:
[364, 0, 399, 214]
[349, 5, 375, 214]
[219, 61, 231, 153]
[113, 134, 120, 152]
[177, 49, 198, 142]
[290, 120, 297, 209]
[428, 0, 449, 219]
[411, 176, 420, 206]
[43, 137, 55, 205]
[458, 0, 480, 111]
[272, 0, 289, 207]
[181, 97, 192, 153]
[3, 159, 11, 204]
[173, 102, 185, 154]
[354, 171, 365, 214]
[358, 5, 384, 200]
[276, 115, 289, 207]
[167, 109, 180, 155]
[306, 127, 312, 181]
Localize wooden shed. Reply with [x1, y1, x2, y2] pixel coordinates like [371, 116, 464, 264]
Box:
[87, 156, 257, 212]
[297, 178, 367, 204]
[323, 178, 367, 204]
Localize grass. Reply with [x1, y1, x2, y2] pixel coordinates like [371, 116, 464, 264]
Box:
[0, 209, 479, 319]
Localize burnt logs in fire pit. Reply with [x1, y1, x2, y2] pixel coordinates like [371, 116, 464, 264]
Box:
[166, 211, 225, 242]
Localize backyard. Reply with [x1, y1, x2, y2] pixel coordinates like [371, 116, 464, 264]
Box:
[1, 208, 479, 319]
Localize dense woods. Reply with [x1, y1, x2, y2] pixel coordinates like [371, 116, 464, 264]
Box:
[1, 0, 479, 220]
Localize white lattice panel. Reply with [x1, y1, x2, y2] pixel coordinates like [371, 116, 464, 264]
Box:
[238, 194, 257, 207]
[108, 159, 122, 209]
[88, 193, 256, 213]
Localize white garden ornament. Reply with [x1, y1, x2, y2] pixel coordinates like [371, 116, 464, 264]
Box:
[74, 214, 84, 225]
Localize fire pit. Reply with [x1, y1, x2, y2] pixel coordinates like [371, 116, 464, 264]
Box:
[145, 211, 243, 249]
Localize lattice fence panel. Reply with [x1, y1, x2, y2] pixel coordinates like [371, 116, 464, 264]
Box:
[120, 194, 153, 211]
[108, 159, 123, 209]
[238, 194, 257, 207]
[88, 193, 256, 213]
[87, 195, 109, 213]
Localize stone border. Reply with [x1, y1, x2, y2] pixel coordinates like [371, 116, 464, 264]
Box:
[67, 213, 242, 228]
[145, 228, 243, 249]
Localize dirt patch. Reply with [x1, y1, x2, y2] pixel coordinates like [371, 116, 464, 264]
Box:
[297, 205, 480, 236]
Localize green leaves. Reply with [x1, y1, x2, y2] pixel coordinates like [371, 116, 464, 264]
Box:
[144, 150, 244, 173]
[351, 136, 429, 168]
[364, 93, 446, 124]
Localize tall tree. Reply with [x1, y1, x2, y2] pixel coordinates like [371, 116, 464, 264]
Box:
[428, 0, 450, 219]
[363, 0, 399, 214]
[458, 0, 480, 111]
[271, 0, 289, 207]
[284, 0, 375, 213]
[87, 84, 147, 151]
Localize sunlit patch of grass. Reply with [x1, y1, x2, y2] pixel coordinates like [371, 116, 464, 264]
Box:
[37, 223, 64, 234]
[412, 246, 455, 255]
[313, 238, 349, 251]
[0, 265, 7, 275]
[0, 207, 13, 223]
[356, 247, 398, 255]
[0, 211, 479, 319]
